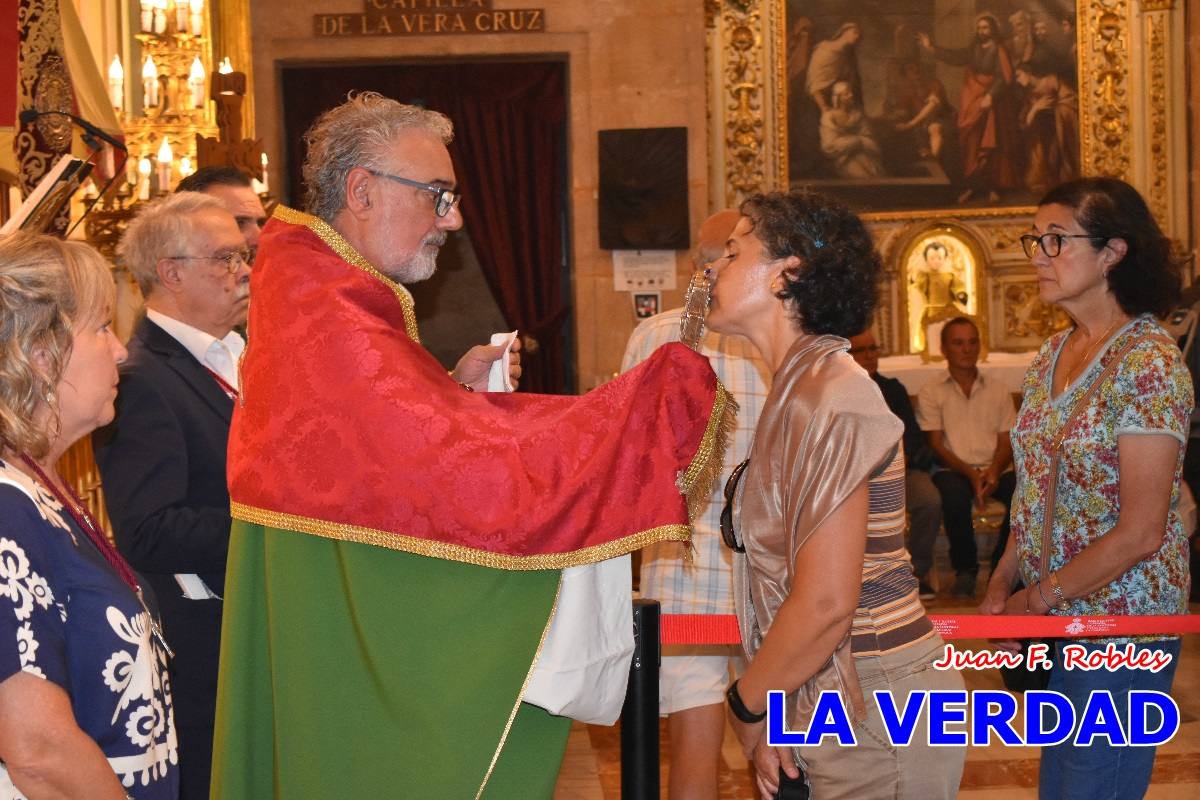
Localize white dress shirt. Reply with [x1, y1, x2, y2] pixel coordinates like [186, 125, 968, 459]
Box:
[146, 308, 245, 391]
[143, 309, 244, 600]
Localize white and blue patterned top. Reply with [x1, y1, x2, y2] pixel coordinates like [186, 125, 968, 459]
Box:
[0, 458, 178, 799]
[621, 309, 770, 615]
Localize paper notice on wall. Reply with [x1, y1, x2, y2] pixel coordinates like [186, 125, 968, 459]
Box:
[612, 250, 677, 292]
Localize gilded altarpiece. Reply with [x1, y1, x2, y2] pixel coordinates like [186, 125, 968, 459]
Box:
[706, 1, 1189, 356]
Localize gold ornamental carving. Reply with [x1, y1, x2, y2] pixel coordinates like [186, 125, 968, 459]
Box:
[1082, 1, 1132, 180]
[721, 0, 766, 206]
[1145, 13, 1168, 225]
[984, 224, 1034, 257]
[1138, 0, 1174, 10]
[15, 0, 72, 235]
[1003, 282, 1070, 339]
[704, 0, 721, 28]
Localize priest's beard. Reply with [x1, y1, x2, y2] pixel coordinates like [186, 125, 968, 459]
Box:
[393, 233, 446, 284]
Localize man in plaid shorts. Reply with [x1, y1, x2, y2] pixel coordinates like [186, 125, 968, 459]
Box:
[621, 209, 770, 800]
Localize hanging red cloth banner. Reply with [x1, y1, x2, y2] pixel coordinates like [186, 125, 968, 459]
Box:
[0, 0, 18, 130]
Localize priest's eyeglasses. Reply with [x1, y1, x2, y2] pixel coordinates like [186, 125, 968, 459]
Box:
[168, 250, 251, 274]
[365, 168, 461, 217]
[720, 458, 750, 553]
[1019, 232, 1108, 259]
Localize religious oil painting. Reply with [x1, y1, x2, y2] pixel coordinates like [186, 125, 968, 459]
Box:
[783, 0, 1080, 212]
[902, 227, 980, 356]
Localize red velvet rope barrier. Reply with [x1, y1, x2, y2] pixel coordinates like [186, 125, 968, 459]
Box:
[660, 613, 1200, 645]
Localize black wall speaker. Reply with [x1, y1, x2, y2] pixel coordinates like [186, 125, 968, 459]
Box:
[598, 127, 689, 250]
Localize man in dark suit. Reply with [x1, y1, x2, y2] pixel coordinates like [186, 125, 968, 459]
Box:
[848, 329, 941, 599]
[94, 191, 250, 800]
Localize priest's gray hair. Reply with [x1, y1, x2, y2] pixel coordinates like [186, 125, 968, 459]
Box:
[302, 91, 454, 223]
[118, 192, 225, 296]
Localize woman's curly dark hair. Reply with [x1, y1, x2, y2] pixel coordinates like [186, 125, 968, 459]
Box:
[1039, 177, 1182, 317]
[740, 191, 881, 337]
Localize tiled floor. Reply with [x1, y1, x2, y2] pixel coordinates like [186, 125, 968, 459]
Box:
[553, 568, 1200, 799]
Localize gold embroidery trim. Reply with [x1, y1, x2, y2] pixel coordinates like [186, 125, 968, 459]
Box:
[676, 380, 738, 521]
[474, 573, 561, 799]
[231, 501, 690, 570]
[232, 371, 734, 566]
[271, 206, 421, 344]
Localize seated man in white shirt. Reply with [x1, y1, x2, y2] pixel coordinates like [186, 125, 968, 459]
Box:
[916, 316, 1016, 599]
[94, 191, 250, 800]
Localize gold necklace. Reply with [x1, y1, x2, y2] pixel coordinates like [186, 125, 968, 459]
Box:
[1063, 317, 1125, 387]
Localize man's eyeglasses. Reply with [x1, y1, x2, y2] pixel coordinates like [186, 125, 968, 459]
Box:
[848, 344, 881, 355]
[720, 459, 750, 553]
[365, 168, 461, 217]
[1019, 232, 1108, 259]
[168, 250, 250, 274]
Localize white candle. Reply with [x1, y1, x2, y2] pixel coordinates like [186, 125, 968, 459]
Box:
[260, 152, 269, 194]
[188, 57, 206, 109]
[153, 0, 167, 35]
[174, 0, 189, 34]
[138, 157, 152, 200]
[142, 56, 159, 109]
[156, 138, 173, 190]
[179, 156, 193, 178]
[108, 55, 124, 113]
[189, 0, 204, 37]
[140, 1, 153, 33]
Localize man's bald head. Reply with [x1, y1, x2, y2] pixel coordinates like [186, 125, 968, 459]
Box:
[693, 209, 741, 269]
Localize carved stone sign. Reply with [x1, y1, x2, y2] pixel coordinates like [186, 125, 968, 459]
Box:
[315, 0, 546, 37]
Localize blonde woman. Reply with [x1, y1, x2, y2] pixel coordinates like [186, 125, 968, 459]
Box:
[0, 233, 177, 798]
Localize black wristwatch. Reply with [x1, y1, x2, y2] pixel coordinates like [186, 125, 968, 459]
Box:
[726, 679, 767, 723]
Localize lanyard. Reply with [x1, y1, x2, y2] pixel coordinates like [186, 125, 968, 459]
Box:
[204, 366, 239, 400]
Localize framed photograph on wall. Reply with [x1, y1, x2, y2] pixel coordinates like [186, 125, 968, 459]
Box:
[780, 0, 1080, 212]
[633, 291, 661, 320]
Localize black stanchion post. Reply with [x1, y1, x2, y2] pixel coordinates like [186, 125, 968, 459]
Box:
[621, 598, 661, 800]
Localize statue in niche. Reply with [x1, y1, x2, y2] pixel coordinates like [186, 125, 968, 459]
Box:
[906, 236, 975, 356]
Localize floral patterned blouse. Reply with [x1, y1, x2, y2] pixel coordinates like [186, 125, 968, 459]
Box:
[0, 458, 178, 798]
[1010, 315, 1192, 639]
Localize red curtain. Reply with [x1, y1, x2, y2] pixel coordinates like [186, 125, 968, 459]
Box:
[280, 61, 569, 393]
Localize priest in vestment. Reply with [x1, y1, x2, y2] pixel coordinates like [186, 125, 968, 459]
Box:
[210, 93, 733, 798]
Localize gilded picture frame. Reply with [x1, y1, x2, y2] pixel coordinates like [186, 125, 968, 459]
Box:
[708, 1, 1162, 225]
[777, 1, 1081, 213]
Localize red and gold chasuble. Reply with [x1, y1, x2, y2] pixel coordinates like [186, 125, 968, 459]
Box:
[213, 207, 734, 799]
[228, 207, 732, 563]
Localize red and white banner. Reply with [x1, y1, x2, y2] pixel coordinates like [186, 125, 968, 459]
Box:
[660, 613, 1200, 646]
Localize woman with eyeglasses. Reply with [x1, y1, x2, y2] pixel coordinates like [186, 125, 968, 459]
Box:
[0, 233, 177, 798]
[708, 192, 963, 800]
[982, 177, 1190, 799]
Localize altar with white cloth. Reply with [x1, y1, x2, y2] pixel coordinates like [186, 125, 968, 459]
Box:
[877, 351, 1038, 397]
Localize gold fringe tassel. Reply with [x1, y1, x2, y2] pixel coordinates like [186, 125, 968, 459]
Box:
[676, 380, 739, 523]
